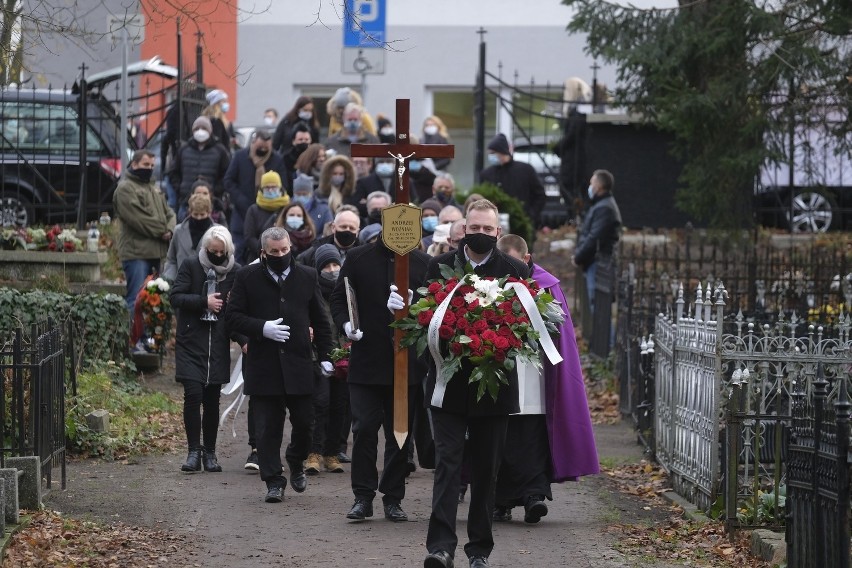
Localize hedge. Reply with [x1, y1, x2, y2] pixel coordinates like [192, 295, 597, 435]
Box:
[459, 183, 534, 245]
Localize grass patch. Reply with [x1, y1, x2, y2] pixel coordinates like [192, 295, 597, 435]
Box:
[66, 361, 183, 459]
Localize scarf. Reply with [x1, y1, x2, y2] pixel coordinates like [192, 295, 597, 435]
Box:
[287, 226, 315, 254]
[198, 248, 236, 280]
[255, 190, 290, 212]
[187, 218, 213, 250]
[251, 147, 272, 190]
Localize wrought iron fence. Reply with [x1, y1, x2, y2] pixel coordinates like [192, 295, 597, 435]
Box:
[0, 317, 68, 491]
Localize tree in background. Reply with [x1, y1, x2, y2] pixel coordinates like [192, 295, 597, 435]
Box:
[563, 0, 851, 229]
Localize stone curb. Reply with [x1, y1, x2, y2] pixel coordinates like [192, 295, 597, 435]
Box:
[0, 513, 33, 563]
[661, 491, 786, 565]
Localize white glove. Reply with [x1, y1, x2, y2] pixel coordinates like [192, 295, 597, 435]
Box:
[262, 318, 291, 343]
[320, 361, 334, 376]
[387, 284, 413, 313]
[343, 321, 363, 341]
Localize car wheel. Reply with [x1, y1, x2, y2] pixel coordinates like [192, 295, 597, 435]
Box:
[787, 190, 836, 233]
[0, 193, 33, 227]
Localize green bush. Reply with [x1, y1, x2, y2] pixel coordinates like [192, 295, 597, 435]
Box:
[0, 288, 130, 366]
[66, 361, 181, 459]
[458, 183, 534, 244]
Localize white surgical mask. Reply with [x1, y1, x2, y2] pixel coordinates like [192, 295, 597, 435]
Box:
[263, 116, 275, 126]
[298, 110, 313, 121]
[588, 185, 595, 200]
[380, 127, 394, 137]
[375, 163, 394, 178]
[424, 125, 438, 136]
[286, 215, 303, 229]
[220, 102, 230, 113]
[193, 129, 211, 143]
[487, 153, 499, 165]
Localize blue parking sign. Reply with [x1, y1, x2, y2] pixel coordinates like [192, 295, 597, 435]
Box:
[343, 0, 385, 48]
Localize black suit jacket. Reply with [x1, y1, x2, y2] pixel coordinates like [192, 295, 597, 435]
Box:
[225, 259, 333, 396]
[329, 240, 430, 387]
[423, 247, 530, 416]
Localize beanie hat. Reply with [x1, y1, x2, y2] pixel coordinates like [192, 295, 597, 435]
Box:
[431, 222, 450, 244]
[206, 89, 228, 106]
[260, 171, 282, 188]
[293, 174, 314, 195]
[192, 116, 212, 132]
[359, 223, 382, 244]
[420, 198, 443, 217]
[314, 244, 342, 272]
[487, 133, 511, 155]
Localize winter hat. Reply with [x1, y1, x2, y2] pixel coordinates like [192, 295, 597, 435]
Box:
[260, 171, 282, 188]
[431, 222, 450, 244]
[359, 223, 382, 244]
[293, 174, 314, 195]
[487, 133, 511, 155]
[192, 116, 212, 132]
[206, 89, 228, 106]
[314, 244, 342, 272]
[420, 198, 443, 217]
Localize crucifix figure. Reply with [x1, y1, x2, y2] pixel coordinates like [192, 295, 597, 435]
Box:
[351, 99, 455, 448]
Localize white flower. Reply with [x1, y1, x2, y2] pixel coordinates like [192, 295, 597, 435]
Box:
[158, 280, 170, 292]
[464, 292, 479, 304]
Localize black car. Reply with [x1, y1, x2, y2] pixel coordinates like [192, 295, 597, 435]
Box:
[0, 57, 178, 227]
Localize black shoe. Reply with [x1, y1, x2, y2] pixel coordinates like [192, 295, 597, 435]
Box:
[346, 499, 373, 521]
[406, 459, 417, 475]
[180, 448, 203, 473]
[202, 450, 222, 472]
[468, 556, 489, 568]
[492, 505, 512, 522]
[264, 484, 284, 503]
[287, 460, 307, 493]
[244, 449, 259, 471]
[337, 451, 352, 463]
[383, 502, 408, 522]
[524, 495, 548, 524]
[424, 550, 454, 568]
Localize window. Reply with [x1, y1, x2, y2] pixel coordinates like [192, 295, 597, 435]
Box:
[0, 102, 104, 153]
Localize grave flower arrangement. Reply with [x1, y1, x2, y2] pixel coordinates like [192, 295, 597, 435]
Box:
[392, 263, 565, 402]
[329, 342, 352, 380]
[0, 225, 82, 252]
[138, 277, 173, 353]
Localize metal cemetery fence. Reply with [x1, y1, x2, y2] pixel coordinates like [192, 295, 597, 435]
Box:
[0, 318, 67, 491]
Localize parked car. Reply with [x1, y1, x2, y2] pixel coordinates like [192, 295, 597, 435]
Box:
[512, 136, 570, 228]
[0, 57, 177, 227]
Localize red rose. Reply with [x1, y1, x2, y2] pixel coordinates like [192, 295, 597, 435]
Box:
[459, 285, 475, 295]
[499, 301, 513, 313]
[467, 299, 479, 310]
[435, 291, 448, 304]
[445, 277, 458, 290]
[481, 309, 495, 321]
[450, 296, 465, 308]
[494, 350, 507, 363]
[481, 329, 497, 342]
[497, 326, 512, 337]
[48, 242, 57, 251]
[472, 319, 488, 333]
[503, 314, 516, 325]
[456, 317, 469, 330]
[449, 342, 463, 356]
[510, 336, 522, 348]
[443, 311, 456, 325]
[428, 282, 442, 294]
[417, 310, 434, 326]
[63, 241, 75, 251]
[439, 325, 454, 340]
[468, 335, 482, 349]
[494, 336, 510, 350]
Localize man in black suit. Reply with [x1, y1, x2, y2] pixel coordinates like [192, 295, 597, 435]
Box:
[329, 233, 431, 523]
[423, 199, 530, 568]
[225, 226, 334, 503]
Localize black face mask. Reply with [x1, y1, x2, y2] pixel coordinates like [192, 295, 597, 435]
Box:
[130, 167, 153, 183]
[264, 252, 290, 273]
[368, 210, 382, 225]
[188, 217, 211, 230]
[464, 233, 497, 255]
[334, 230, 357, 248]
[207, 251, 228, 266]
[255, 147, 270, 157]
[293, 143, 309, 155]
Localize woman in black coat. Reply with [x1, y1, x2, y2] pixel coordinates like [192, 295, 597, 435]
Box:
[171, 225, 243, 473]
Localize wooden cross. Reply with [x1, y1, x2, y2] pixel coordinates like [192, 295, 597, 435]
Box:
[351, 99, 455, 448]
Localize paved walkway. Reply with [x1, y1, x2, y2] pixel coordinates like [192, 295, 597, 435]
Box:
[48, 391, 685, 568]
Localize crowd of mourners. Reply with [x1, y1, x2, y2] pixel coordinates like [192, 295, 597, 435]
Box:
[111, 85, 606, 568]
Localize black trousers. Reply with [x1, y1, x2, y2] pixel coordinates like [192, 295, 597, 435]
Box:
[252, 393, 313, 487]
[427, 410, 508, 560]
[495, 414, 553, 507]
[181, 380, 221, 451]
[348, 382, 416, 505]
[311, 371, 348, 456]
[247, 397, 256, 449]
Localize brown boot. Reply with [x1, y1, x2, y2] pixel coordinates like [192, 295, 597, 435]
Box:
[304, 453, 322, 475]
[324, 455, 344, 473]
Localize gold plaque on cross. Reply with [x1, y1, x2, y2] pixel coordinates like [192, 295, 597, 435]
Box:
[381, 204, 422, 256]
